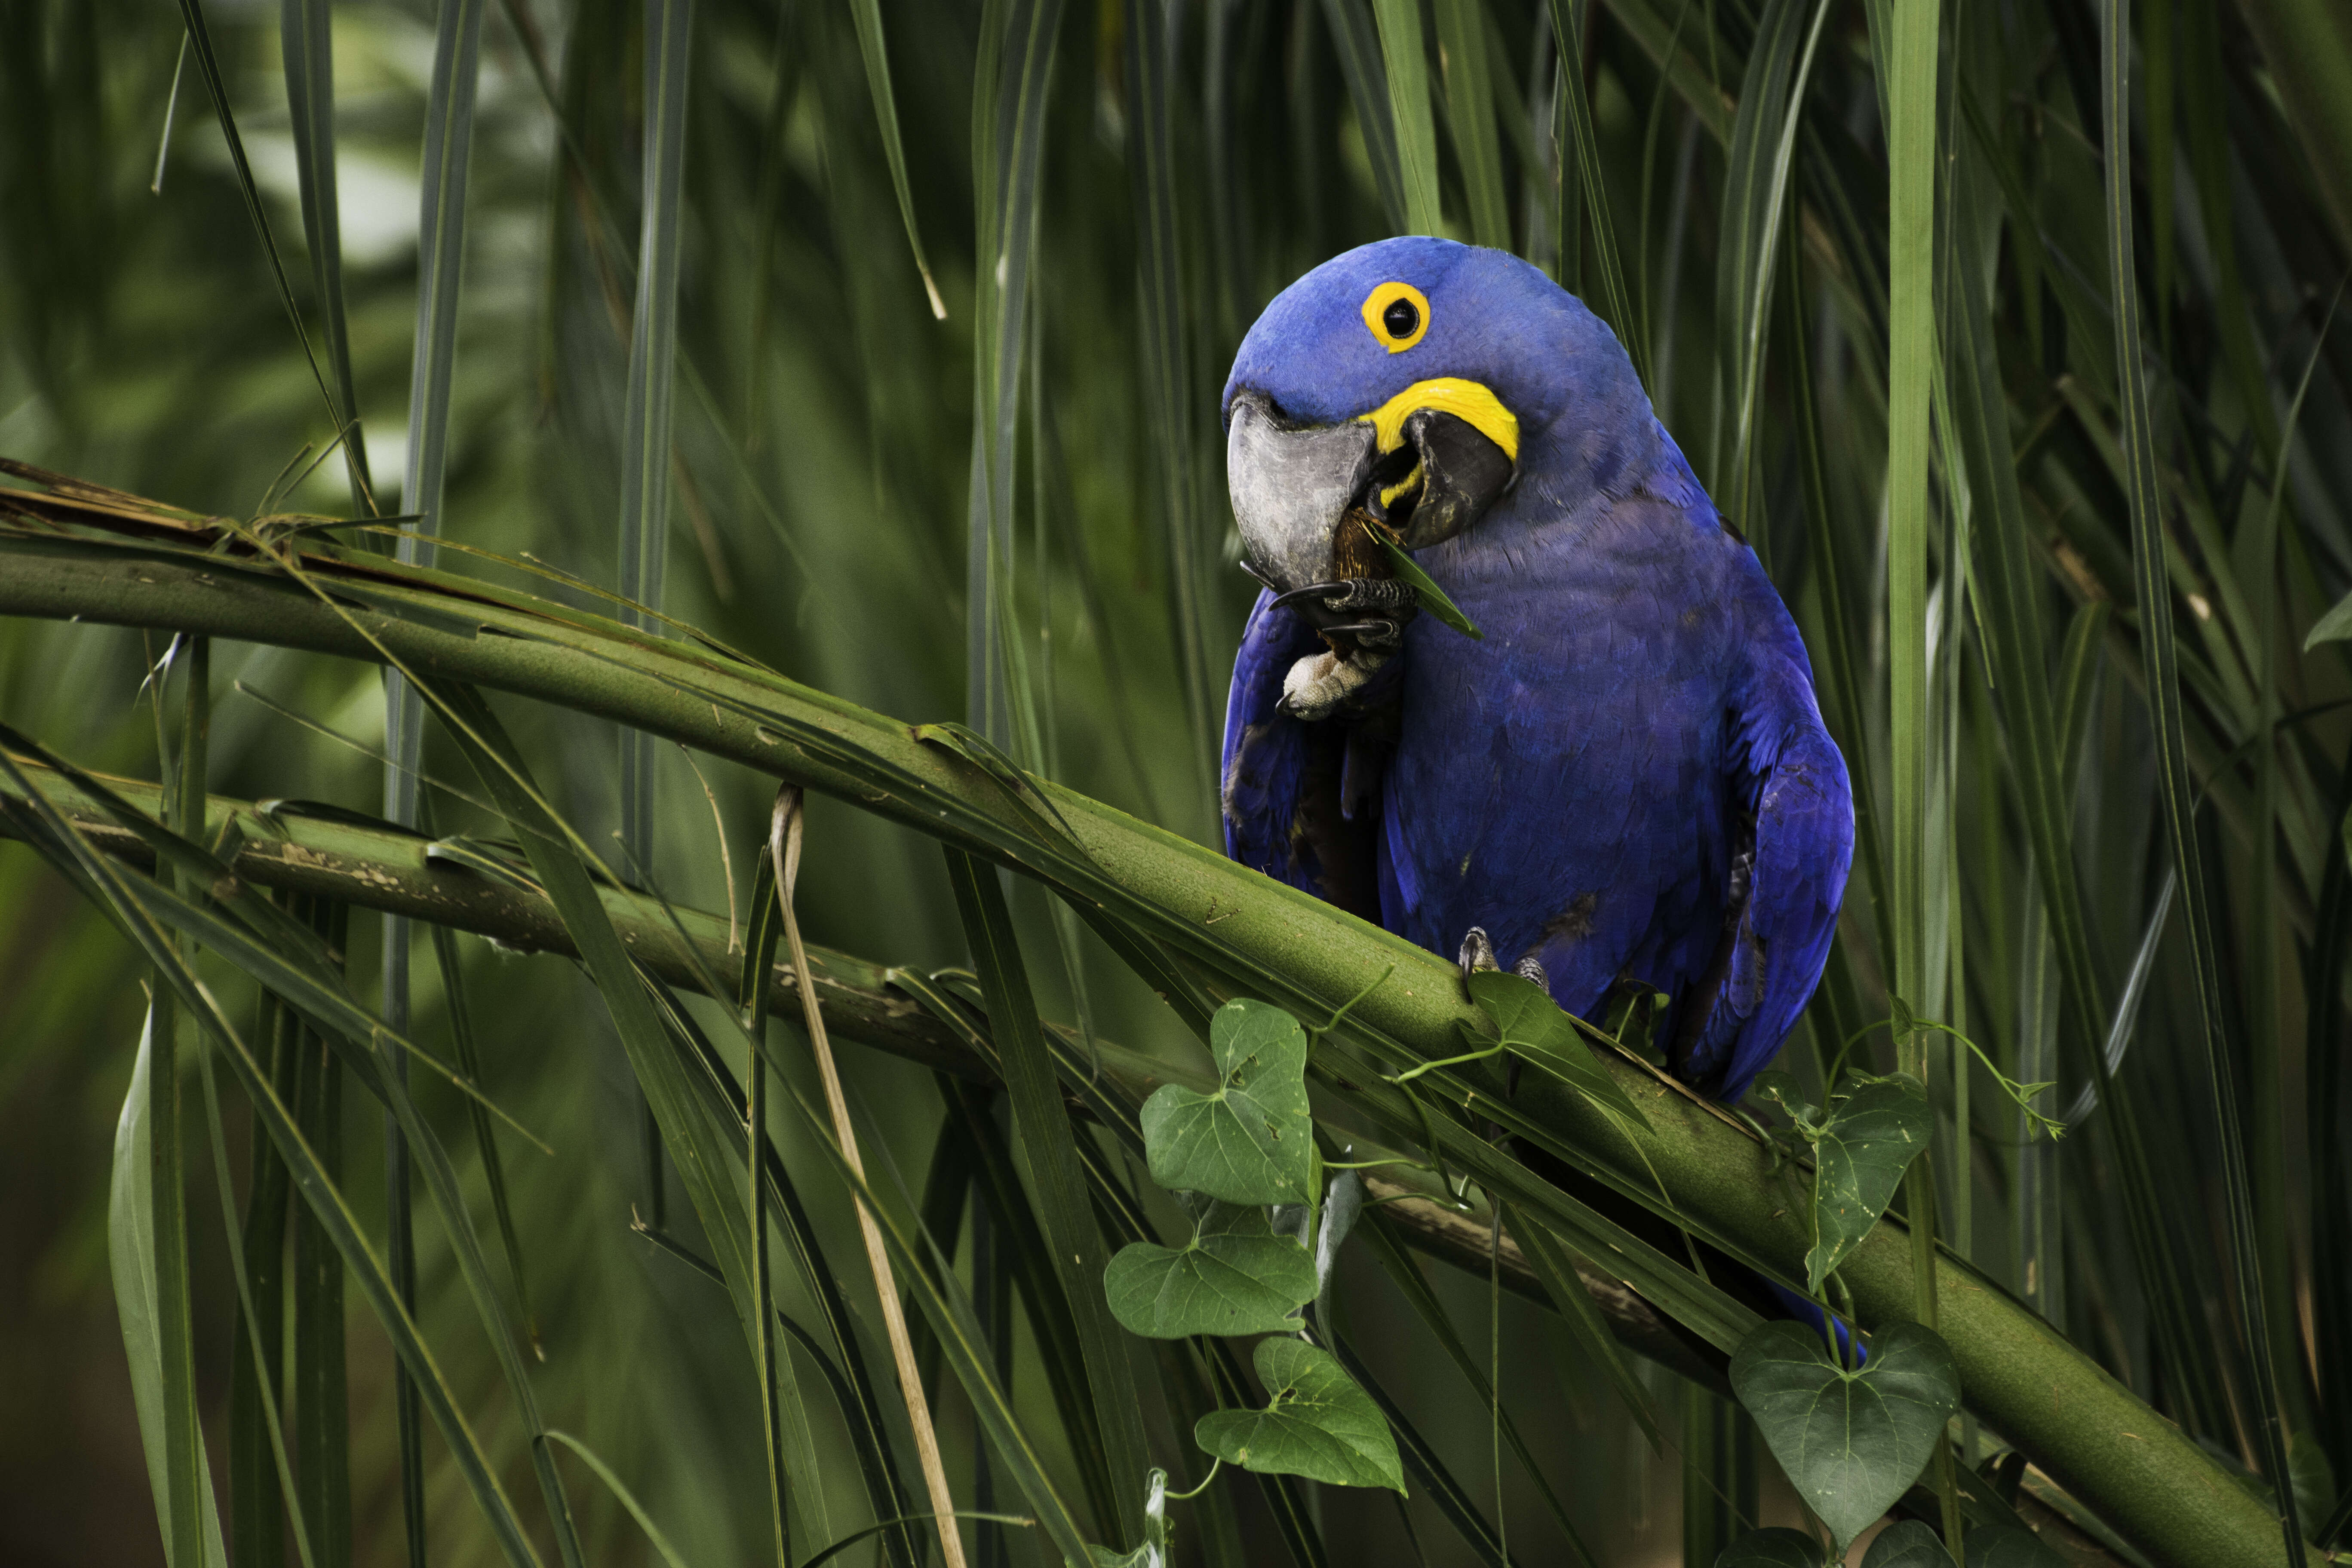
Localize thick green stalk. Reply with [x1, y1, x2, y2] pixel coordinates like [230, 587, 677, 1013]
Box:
[0, 520, 2323, 1565]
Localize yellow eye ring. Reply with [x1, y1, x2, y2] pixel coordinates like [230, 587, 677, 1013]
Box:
[1361, 281, 1430, 353]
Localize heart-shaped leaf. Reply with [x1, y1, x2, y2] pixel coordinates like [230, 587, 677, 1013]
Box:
[1730, 1319, 1961, 1550]
[1861, 1521, 1956, 1568]
[1104, 1201, 1315, 1338]
[1462, 970, 1652, 1131]
[1805, 1072, 1931, 1291]
[1194, 1337, 1404, 1492]
[1715, 1527, 1831, 1567]
[1141, 999, 1314, 1205]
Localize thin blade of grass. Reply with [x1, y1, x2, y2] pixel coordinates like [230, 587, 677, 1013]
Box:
[1121, 0, 1217, 792]
[939, 1072, 1120, 1528]
[653, 967, 919, 1568]
[2099, 2, 2302, 1548]
[1432, 0, 1510, 251]
[1320, 0, 1408, 227]
[421, 908, 540, 1355]
[1547, 0, 1646, 385]
[1503, 1206, 1665, 1454]
[1713, 0, 1830, 536]
[1369, 0, 1443, 234]
[772, 793, 961, 1568]
[1329, 1328, 1523, 1567]
[289, 961, 354, 1568]
[745, 814, 791, 1566]
[385, 6, 489, 1552]
[617, 0, 698, 1234]
[844, 0, 946, 319]
[778, 1062, 1096, 1565]
[201, 980, 318, 1568]
[944, 847, 1151, 1548]
[167, 0, 356, 495]
[111, 1001, 229, 1568]
[545, 1433, 693, 1568]
[277, 0, 374, 512]
[1779, 221, 1888, 978]
[227, 981, 301, 1568]
[1358, 1212, 1603, 1565]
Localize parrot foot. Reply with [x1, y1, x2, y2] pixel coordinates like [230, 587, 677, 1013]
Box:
[1279, 648, 1388, 721]
[1458, 928, 1550, 991]
[1270, 577, 1418, 653]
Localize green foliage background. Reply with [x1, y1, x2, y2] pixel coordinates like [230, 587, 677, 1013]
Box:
[2, 0, 2350, 1563]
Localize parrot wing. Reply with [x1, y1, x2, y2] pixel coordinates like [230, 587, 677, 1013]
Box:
[1220, 588, 1389, 923]
[1672, 647, 1854, 1101]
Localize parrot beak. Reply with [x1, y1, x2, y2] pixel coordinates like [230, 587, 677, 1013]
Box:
[1225, 383, 1517, 599]
[1225, 390, 1381, 595]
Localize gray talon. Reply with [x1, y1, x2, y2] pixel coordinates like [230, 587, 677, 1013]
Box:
[1458, 926, 1498, 976]
[1513, 954, 1549, 991]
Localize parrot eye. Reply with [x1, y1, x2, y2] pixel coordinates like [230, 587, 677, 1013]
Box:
[1360, 281, 1430, 353]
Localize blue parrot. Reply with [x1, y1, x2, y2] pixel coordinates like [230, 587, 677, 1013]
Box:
[1217, 236, 1852, 1107]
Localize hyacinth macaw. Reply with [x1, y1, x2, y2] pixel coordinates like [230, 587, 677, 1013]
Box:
[1218, 236, 1852, 1107]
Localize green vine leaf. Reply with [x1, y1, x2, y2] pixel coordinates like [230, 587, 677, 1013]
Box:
[1714, 1528, 1831, 1567]
[1860, 1521, 1955, 1567]
[1103, 1201, 1315, 1338]
[1140, 999, 1314, 1205]
[1461, 970, 1652, 1132]
[1803, 1070, 1931, 1292]
[1730, 1319, 1961, 1551]
[1194, 1338, 1404, 1493]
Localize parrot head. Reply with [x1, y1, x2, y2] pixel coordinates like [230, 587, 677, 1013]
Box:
[1222, 236, 1652, 611]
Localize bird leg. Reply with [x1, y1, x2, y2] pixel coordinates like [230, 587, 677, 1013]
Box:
[1457, 925, 1499, 974]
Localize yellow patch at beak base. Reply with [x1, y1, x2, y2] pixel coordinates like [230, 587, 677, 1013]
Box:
[1357, 379, 1520, 464]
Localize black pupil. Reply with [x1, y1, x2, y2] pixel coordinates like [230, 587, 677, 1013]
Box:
[1382, 298, 1420, 338]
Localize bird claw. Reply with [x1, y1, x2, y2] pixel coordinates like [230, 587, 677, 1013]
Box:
[1270, 577, 1419, 653]
[1278, 647, 1389, 721]
[1459, 928, 1548, 991]
[1318, 578, 1419, 614]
